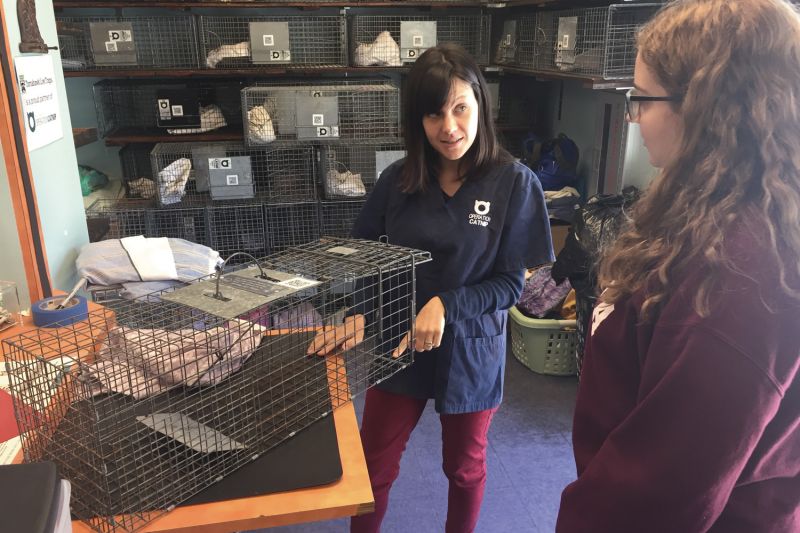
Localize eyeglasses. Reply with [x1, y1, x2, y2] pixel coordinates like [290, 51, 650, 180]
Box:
[625, 89, 681, 121]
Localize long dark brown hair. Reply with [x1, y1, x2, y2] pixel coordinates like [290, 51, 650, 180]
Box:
[600, 0, 800, 320]
[400, 43, 512, 193]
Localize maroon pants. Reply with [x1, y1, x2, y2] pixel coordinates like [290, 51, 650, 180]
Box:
[350, 387, 497, 533]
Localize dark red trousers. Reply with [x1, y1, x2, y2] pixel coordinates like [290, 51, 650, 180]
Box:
[350, 387, 497, 533]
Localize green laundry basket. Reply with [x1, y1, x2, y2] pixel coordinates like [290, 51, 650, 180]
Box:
[509, 306, 578, 376]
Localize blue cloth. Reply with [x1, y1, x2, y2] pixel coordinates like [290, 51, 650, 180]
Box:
[353, 159, 554, 414]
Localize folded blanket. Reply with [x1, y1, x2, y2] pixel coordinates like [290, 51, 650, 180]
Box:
[77, 237, 221, 286]
[167, 105, 227, 135]
[120, 236, 179, 281]
[87, 319, 265, 399]
[354, 31, 401, 67]
[248, 105, 276, 143]
[206, 41, 250, 68]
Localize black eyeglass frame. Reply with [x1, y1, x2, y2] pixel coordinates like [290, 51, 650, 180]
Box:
[625, 89, 682, 120]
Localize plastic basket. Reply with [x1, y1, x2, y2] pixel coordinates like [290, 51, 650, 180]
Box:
[509, 306, 578, 376]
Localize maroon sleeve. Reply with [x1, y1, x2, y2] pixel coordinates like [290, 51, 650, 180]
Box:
[556, 321, 784, 533]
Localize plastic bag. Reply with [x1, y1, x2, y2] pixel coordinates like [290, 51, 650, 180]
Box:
[78, 165, 109, 197]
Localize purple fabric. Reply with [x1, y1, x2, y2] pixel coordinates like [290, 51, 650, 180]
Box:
[517, 265, 572, 318]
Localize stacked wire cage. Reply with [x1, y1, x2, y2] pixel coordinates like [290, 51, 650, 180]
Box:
[85, 199, 153, 242]
[119, 144, 157, 200]
[93, 80, 243, 139]
[198, 15, 347, 69]
[264, 201, 321, 253]
[349, 12, 491, 66]
[241, 79, 401, 146]
[317, 139, 405, 199]
[56, 15, 199, 71]
[527, 4, 662, 79]
[150, 142, 317, 206]
[319, 199, 366, 239]
[209, 202, 269, 260]
[2, 238, 430, 533]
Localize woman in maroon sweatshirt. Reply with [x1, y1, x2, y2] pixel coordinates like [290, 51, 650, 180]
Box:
[556, 1, 800, 531]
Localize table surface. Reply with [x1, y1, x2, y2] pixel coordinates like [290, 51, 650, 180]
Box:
[1, 304, 374, 533]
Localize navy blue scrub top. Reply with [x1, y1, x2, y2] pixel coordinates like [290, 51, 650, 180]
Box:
[352, 159, 554, 414]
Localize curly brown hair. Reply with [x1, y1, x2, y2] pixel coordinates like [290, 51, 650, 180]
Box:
[599, 0, 800, 320]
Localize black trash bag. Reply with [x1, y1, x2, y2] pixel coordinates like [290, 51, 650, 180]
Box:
[551, 186, 641, 376]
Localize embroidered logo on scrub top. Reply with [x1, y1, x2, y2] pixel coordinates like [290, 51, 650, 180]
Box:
[469, 200, 492, 227]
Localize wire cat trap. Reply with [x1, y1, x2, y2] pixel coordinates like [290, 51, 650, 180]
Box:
[2, 238, 431, 533]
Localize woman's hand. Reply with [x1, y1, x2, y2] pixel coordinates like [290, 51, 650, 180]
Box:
[306, 314, 366, 357]
[391, 297, 446, 358]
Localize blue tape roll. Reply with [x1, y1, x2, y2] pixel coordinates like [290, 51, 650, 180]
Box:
[31, 295, 89, 328]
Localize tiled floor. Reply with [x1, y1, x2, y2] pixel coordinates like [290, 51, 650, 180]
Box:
[259, 348, 578, 533]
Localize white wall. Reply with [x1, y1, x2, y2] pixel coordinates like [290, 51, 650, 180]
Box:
[1, 0, 89, 296]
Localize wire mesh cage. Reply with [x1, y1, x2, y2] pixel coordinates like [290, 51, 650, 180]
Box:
[319, 199, 366, 239]
[265, 201, 321, 253]
[317, 140, 405, 199]
[515, 14, 542, 70]
[93, 80, 243, 139]
[532, 4, 662, 79]
[85, 199, 154, 242]
[150, 206, 212, 246]
[119, 144, 157, 200]
[209, 202, 269, 260]
[198, 15, 347, 69]
[3, 238, 430, 533]
[56, 16, 199, 71]
[150, 142, 317, 206]
[487, 76, 538, 128]
[349, 13, 491, 66]
[241, 80, 401, 146]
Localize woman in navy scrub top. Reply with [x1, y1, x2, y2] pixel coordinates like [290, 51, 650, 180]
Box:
[309, 43, 553, 532]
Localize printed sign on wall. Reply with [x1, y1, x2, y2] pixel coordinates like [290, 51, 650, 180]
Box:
[14, 55, 63, 152]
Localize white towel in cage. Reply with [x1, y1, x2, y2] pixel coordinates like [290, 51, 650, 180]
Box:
[248, 105, 277, 144]
[158, 157, 191, 204]
[326, 167, 366, 197]
[167, 105, 227, 136]
[354, 31, 402, 67]
[120, 236, 179, 281]
[206, 41, 251, 68]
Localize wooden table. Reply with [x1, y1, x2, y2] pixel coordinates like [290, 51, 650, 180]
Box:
[1, 308, 374, 532]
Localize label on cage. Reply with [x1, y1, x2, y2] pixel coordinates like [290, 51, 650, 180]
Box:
[326, 246, 358, 256]
[90, 22, 137, 65]
[560, 35, 570, 49]
[401, 21, 436, 63]
[251, 21, 290, 64]
[209, 157, 232, 170]
[226, 174, 239, 186]
[317, 126, 339, 138]
[312, 114, 324, 126]
[504, 34, 513, 46]
[108, 29, 132, 42]
[171, 105, 184, 117]
[412, 35, 423, 47]
[278, 277, 320, 290]
[158, 99, 171, 119]
[137, 413, 247, 454]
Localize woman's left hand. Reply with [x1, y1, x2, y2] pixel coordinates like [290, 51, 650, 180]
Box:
[391, 296, 446, 358]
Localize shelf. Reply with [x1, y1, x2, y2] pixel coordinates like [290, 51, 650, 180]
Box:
[54, 1, 488, 8]
[497, 66, 631, 90]
[63, 66, 410, 78]
[73, 127, 97, 148]
[102, 127, 243, 146]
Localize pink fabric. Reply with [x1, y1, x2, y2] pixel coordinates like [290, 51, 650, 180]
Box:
[87, 319, 264, 399]
[351, 387, 496, 533]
